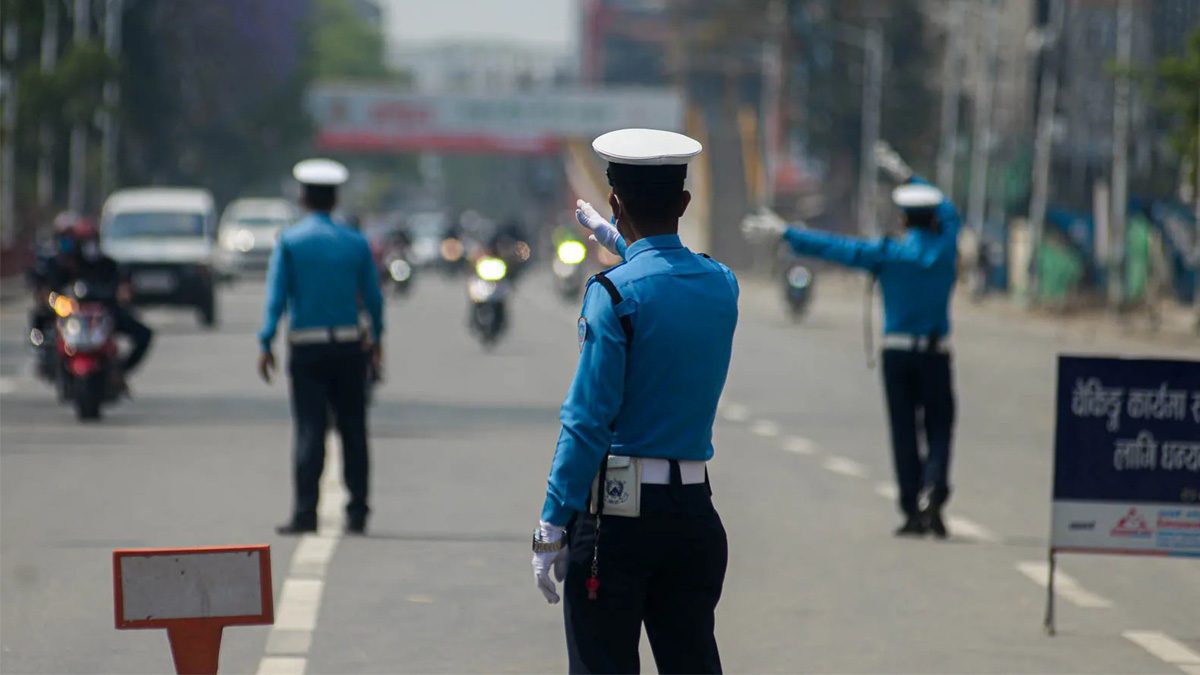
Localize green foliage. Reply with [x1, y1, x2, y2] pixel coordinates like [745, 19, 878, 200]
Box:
[1156, 28, 1200, 184]
[312, 0, 395, 82]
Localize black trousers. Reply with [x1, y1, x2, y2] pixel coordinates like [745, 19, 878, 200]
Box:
[881, 348, 956, 517]
[564, 479, 727, 674]
[113, 307, 153, 373]
[287, 342, 369, 527]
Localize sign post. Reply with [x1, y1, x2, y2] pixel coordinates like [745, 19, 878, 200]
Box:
[1047, 356, 1200, 634]
[114, 545, 274, 674]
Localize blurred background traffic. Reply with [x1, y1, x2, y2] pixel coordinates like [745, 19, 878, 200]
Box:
[0, 0, 1198, 318]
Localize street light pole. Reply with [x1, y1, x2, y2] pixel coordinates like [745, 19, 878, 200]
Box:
[936, 0, 964, 195]
[1108, 0, 1133, 310]
[1, 16, 18, 245]
[1028, 0, 1065, 298]
[967, 0, 999, 238]
[857, 20, 883, 237]
[68, 0, 90, 215]
[100, 0, 123, 198]
[39, 0, 61, 208]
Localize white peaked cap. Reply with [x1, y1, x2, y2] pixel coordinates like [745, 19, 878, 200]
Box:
[293, 158, 349, 186]
[891, 184, 944, 209]
[592, 129, 702, 165]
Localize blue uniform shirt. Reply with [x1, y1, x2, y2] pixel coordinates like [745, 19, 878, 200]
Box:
[541, 234, 739, 526]
[258, 212, 384, 351]
[783, 175, 960, 336]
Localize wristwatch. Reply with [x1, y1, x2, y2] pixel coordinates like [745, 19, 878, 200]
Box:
[532, 530, 565, 553]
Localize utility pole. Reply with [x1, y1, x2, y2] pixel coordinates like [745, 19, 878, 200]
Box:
[1108, 0, 1133, 310]
[857, 20, 883, 237]
[68, 0, 90, 215]
[1028, 0, 1065, 298]
[936, 0, 964, 195]
[100, 0, 122, 198]
[1193, 85, 1199, 327]
[760, 0, 785, 209]
[39, 0, 61, 208]
[967, 0, 1000, 238]
[1, 14, 18, 245]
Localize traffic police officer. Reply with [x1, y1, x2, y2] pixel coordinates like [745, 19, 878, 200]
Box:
[531, 129, 739, 674]
[743, 143, 961, 539]
[258, 159, 384, 536]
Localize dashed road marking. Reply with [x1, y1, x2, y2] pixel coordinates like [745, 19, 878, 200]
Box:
[946, 516, 1000, 544]
[721, 403, 750, 423]
[874, 482, 899, 500]
[749, 420, 780, 438]
[822, 456, 867, 478]
[782, 436, 816, 456]
[1015, 561, 1113, 608]
[258, 436, 347, 675]
[1123, 631, 1200, 673]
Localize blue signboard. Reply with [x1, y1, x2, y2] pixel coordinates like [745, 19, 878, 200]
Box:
[1051, 356, 1200, 556]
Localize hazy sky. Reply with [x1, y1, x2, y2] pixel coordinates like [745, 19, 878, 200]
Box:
[381, 0, 578, 51]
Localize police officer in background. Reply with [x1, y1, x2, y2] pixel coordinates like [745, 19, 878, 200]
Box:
[258, 159, 384, 536]
[743, 142, 961, 539]
[531, 129, 739, 673]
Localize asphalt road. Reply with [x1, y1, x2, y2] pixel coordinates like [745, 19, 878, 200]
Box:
[1, 264, 1198, 674]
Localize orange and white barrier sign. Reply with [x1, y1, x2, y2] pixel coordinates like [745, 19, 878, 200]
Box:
[114, 545, 274, 674]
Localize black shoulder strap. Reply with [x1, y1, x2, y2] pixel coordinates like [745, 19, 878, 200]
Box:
[591, 272, 633, 345]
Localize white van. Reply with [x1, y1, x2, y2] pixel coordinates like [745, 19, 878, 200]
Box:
[100, 187, 219, 327]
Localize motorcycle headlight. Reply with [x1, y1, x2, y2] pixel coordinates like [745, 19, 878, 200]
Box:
[557, 241, 586, 265]
[389, 260, 412, 282]
[787, 266, 812, 289]
[64, 317, 83, 337]
[476, 257, 507, 281]
[73, 280, 90, 299]
[468, 278, 498, 302]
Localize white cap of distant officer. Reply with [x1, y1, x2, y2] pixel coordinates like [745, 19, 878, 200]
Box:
[292, 158, 348, 214]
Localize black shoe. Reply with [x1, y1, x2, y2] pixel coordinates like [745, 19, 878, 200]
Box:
[895, 515, 927, 537]
[923, 508, 948, 539]
[275, 521, 317, 536]
[345, 521, 367, 536]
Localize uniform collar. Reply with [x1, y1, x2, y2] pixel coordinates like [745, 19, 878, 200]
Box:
[626, 234, 683, 259]
[308, 211, 336, 224]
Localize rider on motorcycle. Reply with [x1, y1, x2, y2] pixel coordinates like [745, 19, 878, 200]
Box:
[28, 218, 154, 388]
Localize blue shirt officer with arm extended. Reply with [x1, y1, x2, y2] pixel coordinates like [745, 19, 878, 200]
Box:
[531, 129, 739, 674]
[258, 158, 384, 536]
[744, 142, 961, 539]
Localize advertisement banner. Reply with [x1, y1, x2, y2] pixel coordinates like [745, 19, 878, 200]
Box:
[308, 85, 685, 155]
[1051, 356, 1200, 557]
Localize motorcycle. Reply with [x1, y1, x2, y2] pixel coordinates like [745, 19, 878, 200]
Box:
[782, 261, 814, 321]
[552, 240, 588, 301]
[468, 256, 509, 349]
[49, 281, 121, 420]
[383, 247, 415, 297]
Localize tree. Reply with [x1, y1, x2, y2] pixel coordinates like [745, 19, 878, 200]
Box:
[1157, 28, 1200, 201]
[312, 0, 395, 82]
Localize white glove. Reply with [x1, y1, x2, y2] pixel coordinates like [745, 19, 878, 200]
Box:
[874, 141, 913, 182]
[531, 521, 568, 604]
[741, 208, 789, 244]
[575, 200, 622, 256]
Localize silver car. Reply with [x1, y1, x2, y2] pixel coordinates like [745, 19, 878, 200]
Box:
[218, 198, 300, 276]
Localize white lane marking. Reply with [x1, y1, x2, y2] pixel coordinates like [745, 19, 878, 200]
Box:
[749, 420, 780, 438]
[874, 482, 899, 500]
[782, 436, 816, 456]
[1015, 561, 1113, 608]
[822, 456, 867, 478]
[1124, 631, 1200, 671]
[946, 516, 1000, 544]
[257, 657, 308, 675]
[259, 436, 347, 674]
[721, 403, 750, 423]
